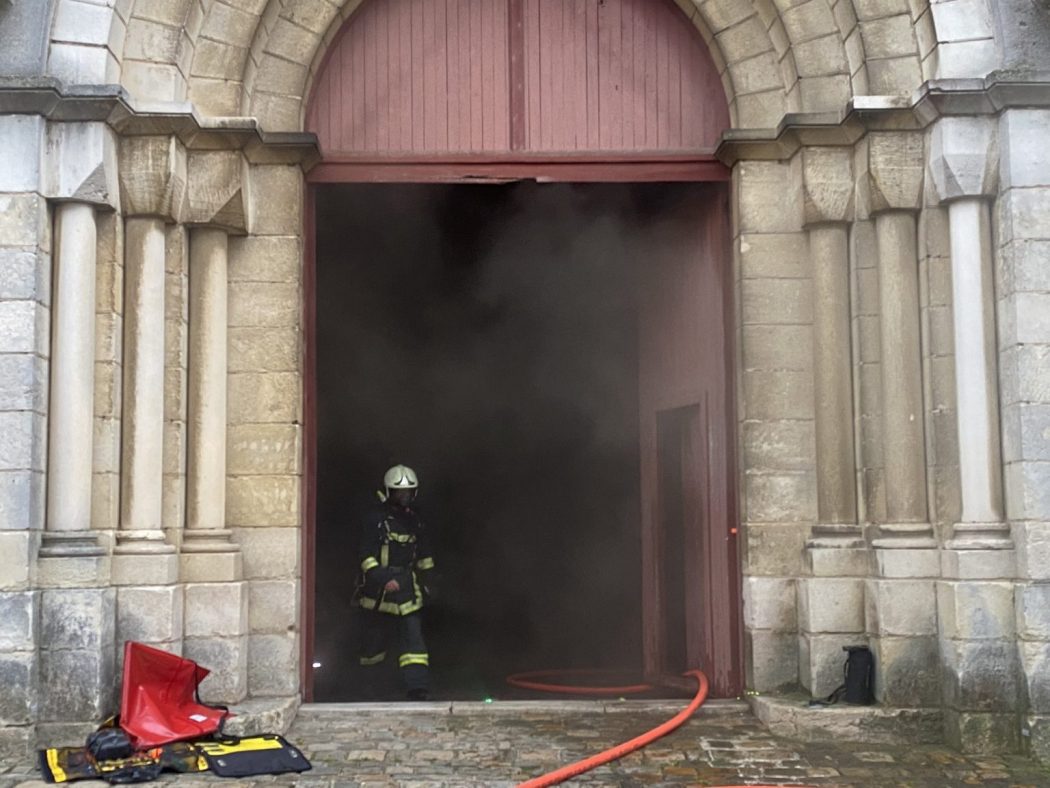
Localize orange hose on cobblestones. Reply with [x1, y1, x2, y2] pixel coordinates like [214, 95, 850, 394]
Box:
[514, 669, 813, 788]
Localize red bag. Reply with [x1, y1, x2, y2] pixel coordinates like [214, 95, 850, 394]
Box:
[119, 642, 230, 748]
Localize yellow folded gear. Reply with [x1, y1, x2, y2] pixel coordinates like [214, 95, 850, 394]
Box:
[195, 734, 311, 778]
[38, 742, 207, 784]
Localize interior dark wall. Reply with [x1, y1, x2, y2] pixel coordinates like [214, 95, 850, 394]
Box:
[313, 182, 685, 700]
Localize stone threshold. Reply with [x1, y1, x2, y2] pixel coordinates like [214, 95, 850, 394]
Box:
[750, 693, 943, 745]
[297, 698, 749, 717]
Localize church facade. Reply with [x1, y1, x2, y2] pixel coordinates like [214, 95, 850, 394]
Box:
[1, 0, 1050, 761]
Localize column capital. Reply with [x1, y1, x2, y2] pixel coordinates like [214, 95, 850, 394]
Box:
[44, 121, 120, 210]
[928, 116, 999, 203]
[796, 146, 855, 226]
[863, 131, 926, 214]
[185, 150, 251, 233]
[118, 135, 187, 222]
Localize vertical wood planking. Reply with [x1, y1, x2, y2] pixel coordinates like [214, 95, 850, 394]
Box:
[306, 0, 727, 156]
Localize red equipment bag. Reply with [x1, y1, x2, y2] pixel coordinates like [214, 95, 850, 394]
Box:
[119, 642, 230, 748]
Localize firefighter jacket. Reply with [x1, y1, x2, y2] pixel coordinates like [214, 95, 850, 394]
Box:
[358, 503, 434, 616]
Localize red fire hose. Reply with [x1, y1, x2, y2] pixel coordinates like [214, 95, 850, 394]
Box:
[511, 669, 813, 788]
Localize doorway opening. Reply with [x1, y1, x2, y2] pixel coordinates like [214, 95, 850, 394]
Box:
[311, 180, 727, 701]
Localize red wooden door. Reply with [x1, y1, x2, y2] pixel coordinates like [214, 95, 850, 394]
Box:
[305, 0, 729, 175]
[638, 183, 741, 697]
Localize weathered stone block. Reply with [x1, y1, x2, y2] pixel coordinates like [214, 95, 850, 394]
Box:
[232, 527, 299, 580]
[927, 116, 998, 202]
[0, 531, 37, 589]
[743, 577, 797, 631]
[0, 412, 46, 478]
[118, 135, 187, 221]
[945, 710, 1021, 754]
[742, 420, 814, 471]
[1016, 582, 1050, 639]
[226, 475, 300, 528]
[744, 471, 817, 523]
[741, 325, 810, 371]
[185, 150, 249, 231]
[41, 588, 114, 651]
[738, 162, 803, 233]
[874, 547, 939, 578]
[741, 523, 806, 576]
[0, 651, 35, 725]
[1005, 461, 1050, 522]
[941, 640, 1021, 712]
[800, 147, 854, 225]
[0, 116, 43, 193]
[228, 235, 301, 283]
[0, 193, 48, 247]
[741, 278, 813, 326]
[806, 546, 869, 577]
[0, 470, 45, 534]
[866, 579, 937, 636]
[248, 166, 303, 235]
[228, 327, 300, 373]
[248, 633, 299, 697]
[745, 630, 799, 693]
[184, 582, 249, 638]
[249, 579, 298, 634]
[738, 233, 809, 280]
[116, 585, 183, 643]
[111, 551, 179, 587]
[1001, 110, 1050, 190]
[0, 300, 49, 356]
[866, 132, 925, 213]
[874, 635, 941, 707]
[936, 581, 1014, 641]
[940, 547, 1015, 580]
[1020, 642, 1050, 713]
[799, 577, 865, 634]
[0, 592, 37, 652]
[228, 372, 301, 424]
[227, 424, 301, 476]
[44, 122, 120, 208]
[997, 188, 1050, 245]
[39, 647, 116, 722]
[184, 635, 248, 704]
[228, 282, 301, 328]
[742, 370, 814, 420]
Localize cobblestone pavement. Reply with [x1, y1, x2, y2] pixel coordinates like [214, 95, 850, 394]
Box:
[3, 701, 1047, 787]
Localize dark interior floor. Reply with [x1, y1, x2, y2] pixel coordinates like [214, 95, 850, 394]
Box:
[312, 181, 695, 701]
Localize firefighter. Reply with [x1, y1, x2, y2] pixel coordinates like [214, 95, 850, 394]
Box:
[356, 464, 435, 700]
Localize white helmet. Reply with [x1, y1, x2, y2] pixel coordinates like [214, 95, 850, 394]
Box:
[383, 464, 418, 495]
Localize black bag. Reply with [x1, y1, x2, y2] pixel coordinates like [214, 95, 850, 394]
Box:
[195, 735, 311, 778]
[85, 729, 133, 763]
[809, 645, 875, 707]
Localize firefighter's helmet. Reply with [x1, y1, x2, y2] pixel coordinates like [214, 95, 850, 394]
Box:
[383, 464, 419, 494]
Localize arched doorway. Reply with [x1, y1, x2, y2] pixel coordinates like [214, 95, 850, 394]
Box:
[302, 0, 740, 701]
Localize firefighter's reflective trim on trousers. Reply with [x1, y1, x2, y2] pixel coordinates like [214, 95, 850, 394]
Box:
[361, 556, 379, 572]
[399, 652, 429, 667]
[358, 593, 424, 616]
[359, 651, 387, 666]
[415, 556, 434, 570]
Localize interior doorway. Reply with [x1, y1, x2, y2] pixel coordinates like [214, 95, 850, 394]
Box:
[312, 181, 668, 700]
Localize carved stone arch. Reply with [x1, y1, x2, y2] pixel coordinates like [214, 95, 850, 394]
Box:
[245, 0, 799, 132]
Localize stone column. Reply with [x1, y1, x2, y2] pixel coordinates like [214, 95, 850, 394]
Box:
[113, 137, 187, 655]
[929, 117, 1018, 752]
[40, 203, 103, 557]
[36, 122, 121, 745]
[796, 148, 866, 696]
[864, 132, 940, 708]
[180, 152, 251, 703]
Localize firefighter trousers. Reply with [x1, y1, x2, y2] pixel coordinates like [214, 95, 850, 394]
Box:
[358, 609, 429, 693]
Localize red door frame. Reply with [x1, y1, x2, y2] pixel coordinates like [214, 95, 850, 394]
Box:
[299, 158, 741, 701]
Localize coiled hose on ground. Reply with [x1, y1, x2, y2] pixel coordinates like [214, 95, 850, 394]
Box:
[509, 669, 813, 788]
